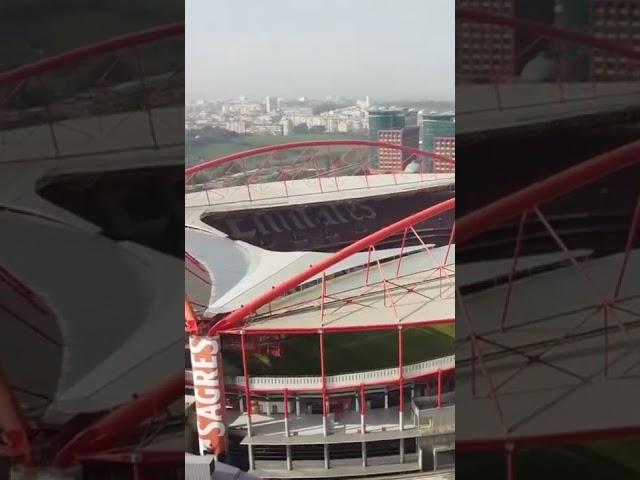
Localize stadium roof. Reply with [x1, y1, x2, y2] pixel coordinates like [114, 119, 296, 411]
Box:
[457, 82, 640, 135]
[186, 173, 454, 218]
[456, 248, 640, 445]
[233, 245, 455, 333]
[186, 228, 426, 316]
[0, 213, 183, 421]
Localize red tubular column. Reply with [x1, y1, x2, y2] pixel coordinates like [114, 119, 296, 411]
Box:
[398, 326, 404, 430]
[360, 383, 366, 434]
[319, 330, 328, 437]
[284, 389, 290, 437]
[506, 442, 516, 480]
[240, 332, 254, 470]
[319, 330, 330, 470]
[284, 389, 292, 470]
[398, 326, 405, 464]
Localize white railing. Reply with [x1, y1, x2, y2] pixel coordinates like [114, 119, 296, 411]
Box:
[217, 354, 455, 391]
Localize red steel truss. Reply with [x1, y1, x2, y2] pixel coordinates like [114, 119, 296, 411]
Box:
[185, 140, 455, 465]
[210, 197, 455, 334]
[185, 140, 454, 208]
[0, 23, 184, 162]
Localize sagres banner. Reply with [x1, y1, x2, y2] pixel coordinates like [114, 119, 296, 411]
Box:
[189, 335, 227, 456]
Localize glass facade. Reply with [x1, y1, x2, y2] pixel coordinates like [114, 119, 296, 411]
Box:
[422, 114, 455, 152]
[368, 109, 405, 141]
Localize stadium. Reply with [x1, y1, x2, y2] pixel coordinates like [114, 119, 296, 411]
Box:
[184, 141, 456, 479]
[0, 25, 186, 479]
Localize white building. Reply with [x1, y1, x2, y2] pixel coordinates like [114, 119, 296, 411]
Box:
[265, 96, 278, 113]
[224, 121, 247, 134]
[280, 118, 291, 136]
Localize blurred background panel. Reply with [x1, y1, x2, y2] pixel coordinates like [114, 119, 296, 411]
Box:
[456, 1, 640, 479]
[0, 1, 184, 479]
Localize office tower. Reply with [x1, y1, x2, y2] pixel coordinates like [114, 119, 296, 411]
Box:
[434, 137, 455, 173]
[422, 113, 455, 152]
[368, 108, 405, 141]
[591, 0, 640, 81]
[377, 126, 420, 170]
[457, 0, 515, 80]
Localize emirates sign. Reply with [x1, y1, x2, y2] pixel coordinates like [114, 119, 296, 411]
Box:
[189, 335, 227, 456]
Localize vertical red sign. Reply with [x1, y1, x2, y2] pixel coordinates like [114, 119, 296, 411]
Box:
[189, 335, 227, 456]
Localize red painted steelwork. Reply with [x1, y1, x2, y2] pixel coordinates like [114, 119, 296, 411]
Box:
[240, 333, 252, 429]
[185, 297, 199, 334]
[320, 331, 328, 420]
[185, 140, 454, 177]
[0, 23, 184, 87]
[398, 327, 404, 414]
[0, 368, 31, 462]
[210, 197, 455, 334]
[457, 139, 640, 244]
[54, 372, 183, 468]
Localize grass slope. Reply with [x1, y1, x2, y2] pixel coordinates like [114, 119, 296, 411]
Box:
[186, 132, 369, 166]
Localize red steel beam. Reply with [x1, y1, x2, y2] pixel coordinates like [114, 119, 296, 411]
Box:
[240, 333, 253, 428]
[185, 297, 199, 334]
[320, 331, 328, 421]
[54, 372, 184, 468]
[457, 140, 640, 244]
[185, 140, 454, 176]
[210, 198, 455, 334]
[0, 23, 184, 87]
[0, 368, 31, 462]
[398, 326, 404, 415]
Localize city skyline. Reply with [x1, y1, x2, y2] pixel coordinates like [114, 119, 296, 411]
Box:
[186, 0, 454, 103]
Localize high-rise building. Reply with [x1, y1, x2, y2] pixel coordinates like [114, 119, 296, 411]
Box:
[404, 109, 419, 127]
[591, 0, 640, 81]
[422, 113, 455, 152]
[280, 118, 291, 135]
[265, 96, 278, 113]
[368, 108, 405, 141]
[434, 137, 456, 173]
[457, 0, 515, 81]
[377, 126, 420, 171]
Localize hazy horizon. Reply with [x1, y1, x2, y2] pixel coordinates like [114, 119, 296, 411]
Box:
[186, 0, 454, 103]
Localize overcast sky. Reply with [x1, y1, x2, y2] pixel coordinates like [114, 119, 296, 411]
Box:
[186, 0, 454, 103]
